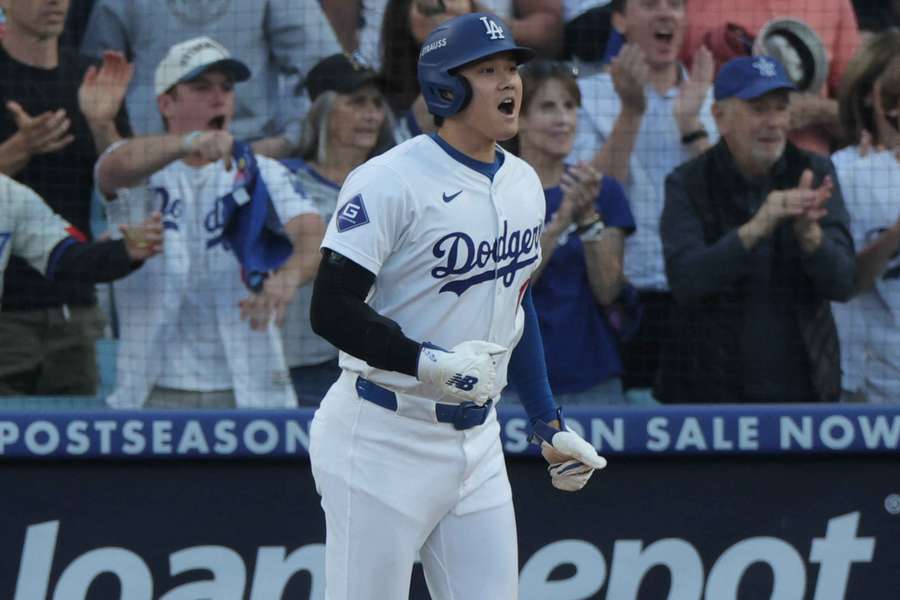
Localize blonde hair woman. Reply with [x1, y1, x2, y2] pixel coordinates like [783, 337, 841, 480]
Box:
[282, 54, 394, 404]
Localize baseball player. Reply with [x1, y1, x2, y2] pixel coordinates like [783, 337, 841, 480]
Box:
[0, 174, 161, 305]
[95, 37, 325, 409]
[308, 13, 606, 599]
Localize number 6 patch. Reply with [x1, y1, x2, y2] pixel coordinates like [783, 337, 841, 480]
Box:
[336, 194, 370, 232]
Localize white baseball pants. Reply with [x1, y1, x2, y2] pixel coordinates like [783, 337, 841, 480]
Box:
[309, 371, 519, 600]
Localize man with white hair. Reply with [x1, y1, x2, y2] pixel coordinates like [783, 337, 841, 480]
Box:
[659, 56, 856, 403]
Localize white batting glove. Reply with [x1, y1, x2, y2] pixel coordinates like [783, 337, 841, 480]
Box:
[532, 418, 607, 492]
[417, 340, 507, 405]
[547, 459, 597, 492]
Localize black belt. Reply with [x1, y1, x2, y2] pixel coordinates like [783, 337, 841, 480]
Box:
[355, 377, 492, 431]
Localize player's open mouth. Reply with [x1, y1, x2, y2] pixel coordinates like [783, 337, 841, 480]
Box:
[208, 115, 226, 130]
[498, 98, 515, 115]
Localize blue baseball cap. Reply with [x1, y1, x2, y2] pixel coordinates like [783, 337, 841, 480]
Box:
[713, 56, 797, 101]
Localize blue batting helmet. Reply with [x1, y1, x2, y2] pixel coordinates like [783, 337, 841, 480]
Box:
[417, 12, 534, 118]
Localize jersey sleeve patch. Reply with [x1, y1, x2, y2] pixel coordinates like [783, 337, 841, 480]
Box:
[336, 194, 370, 232]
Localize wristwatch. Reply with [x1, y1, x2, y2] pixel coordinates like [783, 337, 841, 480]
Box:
[576, 217, 605, 243]
[181, 130, 202, 154]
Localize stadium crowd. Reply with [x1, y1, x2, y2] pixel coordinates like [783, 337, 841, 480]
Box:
[0, 0, 899, 407]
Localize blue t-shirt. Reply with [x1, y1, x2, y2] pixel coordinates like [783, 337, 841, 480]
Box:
[532, 174, 635, 393]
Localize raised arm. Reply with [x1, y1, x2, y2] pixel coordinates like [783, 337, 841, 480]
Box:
[78, 51, 133, 154]
[673, 46, 714, 158]
[590, 44, 648, 183]
[97, 131, 234, 197]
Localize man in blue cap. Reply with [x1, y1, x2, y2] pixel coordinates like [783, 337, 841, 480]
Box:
[658, 55, 856, 404]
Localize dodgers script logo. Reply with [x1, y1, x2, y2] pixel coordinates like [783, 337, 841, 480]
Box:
[153, 187, 182, 232]
[431, 220, 542, 296]
[204, 195, 228, 246]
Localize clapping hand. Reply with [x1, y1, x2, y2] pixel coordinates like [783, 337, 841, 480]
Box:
[561, 162, 603, 226]
[754, 169, 830, 234]
[6, 101, 73, 156]
[791, 169, 832, 252]
[78, 51, 133, 126]
[610, 43, 649, 115]
[674, 45, 713, 133]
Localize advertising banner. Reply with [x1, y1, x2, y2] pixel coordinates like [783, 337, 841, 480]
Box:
[1, 404, 899, 460]
[3, 454, 899, 599]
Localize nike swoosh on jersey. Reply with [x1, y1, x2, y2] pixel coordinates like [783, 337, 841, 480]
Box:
[442, 190, 463, 203]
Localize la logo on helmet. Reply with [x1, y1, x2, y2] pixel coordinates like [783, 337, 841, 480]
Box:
[480, 16, 505, 40]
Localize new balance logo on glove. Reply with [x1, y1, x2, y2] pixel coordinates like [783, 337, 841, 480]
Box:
[447, 374, 478, 391]
[417, 340, 506, 405]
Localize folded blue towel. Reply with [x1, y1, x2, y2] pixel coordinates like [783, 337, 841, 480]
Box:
[220, 141, 293, 292]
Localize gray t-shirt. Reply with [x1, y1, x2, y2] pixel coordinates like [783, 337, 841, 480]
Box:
[81, 0, 341, 144]
[282, 160, 341, 367]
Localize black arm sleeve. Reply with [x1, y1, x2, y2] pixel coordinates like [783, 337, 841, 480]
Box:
[310, 249, 422, 377]
[47, 238, 138, 284]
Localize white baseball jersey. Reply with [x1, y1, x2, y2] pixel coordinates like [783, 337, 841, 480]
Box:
[103, 154, 316, 407]
[0, 175, 74, 304]
[321, 134, 545, 402]
[831, 147, 900, 402]
[312, 134, 542, 600]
